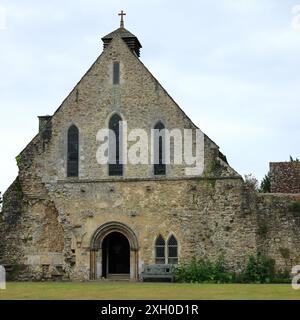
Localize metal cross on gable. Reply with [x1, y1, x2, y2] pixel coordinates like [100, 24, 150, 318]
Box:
[118, 10, 126, 28]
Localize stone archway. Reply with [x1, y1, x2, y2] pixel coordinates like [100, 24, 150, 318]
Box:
[102, 232, 130, 278]
[90, 222, 139, 280]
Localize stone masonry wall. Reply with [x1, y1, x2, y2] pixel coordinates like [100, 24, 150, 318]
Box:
[1, 173, 259, 280]
[0, 178, 65, 280]
[270, 162, 300, 193]
[0, 33, 238, 280]
[256, 193, 300, 269]
[2, 173, 300, 280]
[1, 32, 300, 281]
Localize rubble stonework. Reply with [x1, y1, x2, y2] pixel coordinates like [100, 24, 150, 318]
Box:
[270, 162, 300, 194]
[0, 26, 300, 281]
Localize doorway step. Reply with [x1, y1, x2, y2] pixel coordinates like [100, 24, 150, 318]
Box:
[106, 274, 130, 281]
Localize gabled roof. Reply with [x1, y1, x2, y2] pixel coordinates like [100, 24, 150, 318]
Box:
[102, 27, 138, 40]
[17, 27, 237, 179]
[101, 27, 142, 57]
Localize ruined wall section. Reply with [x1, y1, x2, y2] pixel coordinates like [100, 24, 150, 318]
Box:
[256, 193, 300, 270]
[270, 162, 300, 193]
[43, 176, 259, 280]
[0, 123, 66, 280]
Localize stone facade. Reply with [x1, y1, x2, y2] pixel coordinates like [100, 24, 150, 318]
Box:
[270, 162, 300, 194]
[1, 26, 300, 281]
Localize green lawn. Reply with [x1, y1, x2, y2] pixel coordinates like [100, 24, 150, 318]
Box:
[0, 282, 300, 300]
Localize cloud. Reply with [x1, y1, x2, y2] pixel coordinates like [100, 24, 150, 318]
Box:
[0, 0, 300, 192]
[223, 0, 264, 13]
[0, 5, 7, 30]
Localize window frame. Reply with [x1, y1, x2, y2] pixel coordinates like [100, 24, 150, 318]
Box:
[113, 61, 120, 85]
[153, 121, 166, 176]
[154, 234, 178, 265]
[67, 125, 79, 178]
[155, 235, 166, 264]
[167, 235, 178, 265]
[108, 113, 123, 176]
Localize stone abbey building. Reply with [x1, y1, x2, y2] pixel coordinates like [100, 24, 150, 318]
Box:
[1, 16, 300, 281]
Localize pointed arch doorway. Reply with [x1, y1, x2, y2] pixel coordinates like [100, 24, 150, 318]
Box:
[90, 222, 139, 280]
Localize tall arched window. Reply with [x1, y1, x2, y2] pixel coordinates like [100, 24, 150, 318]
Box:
[109, 114, 123, 176]
[154, 121, 166, 175]
[167, 235, 178, 264]
[155, 235, 165, 264]
[67, 125, 79, 177]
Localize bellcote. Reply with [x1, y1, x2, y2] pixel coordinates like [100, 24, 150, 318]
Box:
[101, 11, 142, 57]
[101, 27, 142, 57]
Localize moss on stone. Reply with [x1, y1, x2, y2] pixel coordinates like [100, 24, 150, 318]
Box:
[203, 159, 223, 178]
[289, 201, 300, 216]
[195, 178, 216, 189]
[257, 222, 268, 239]
[15, 154, 22, 167]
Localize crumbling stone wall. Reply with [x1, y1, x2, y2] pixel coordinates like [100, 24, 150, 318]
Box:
[256, 193, 300, 270]
[2, 171, 300, 280]
[0, 178, 25, 272]
[270, 162, 300, 193]
[1, 31, 300, 281]
[45, 176, 259, 279]
[0, 177, 65, 280]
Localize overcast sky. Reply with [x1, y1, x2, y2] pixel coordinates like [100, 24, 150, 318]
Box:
[0, 0, 300, 193]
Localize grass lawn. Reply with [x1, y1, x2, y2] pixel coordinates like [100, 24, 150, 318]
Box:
[0, 282, 300, 300]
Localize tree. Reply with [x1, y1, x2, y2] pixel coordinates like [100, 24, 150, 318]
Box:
[259, 173, 271, 193]
[244, 174, 259, 191]
[290, 155, 299, 162]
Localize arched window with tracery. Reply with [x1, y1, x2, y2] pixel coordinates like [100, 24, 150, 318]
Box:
[167, 235, 178, 264]
[67, 125, 79, 177]
[109, 114, 123, 176]
[155, 235, 165, 264]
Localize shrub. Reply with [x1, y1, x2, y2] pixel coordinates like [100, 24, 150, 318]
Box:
[244, 174, 259, 192]
[174, 256, 235, 283]
[270, 269, 291, 284]
[173, 254, 290, 284]
[240, 254, 276, 283]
